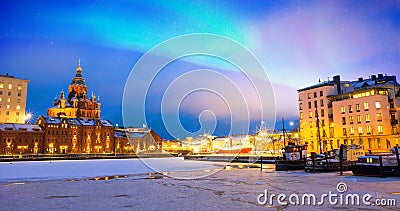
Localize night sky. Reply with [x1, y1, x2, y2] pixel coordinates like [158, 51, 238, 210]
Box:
[1, 1, 400, 139]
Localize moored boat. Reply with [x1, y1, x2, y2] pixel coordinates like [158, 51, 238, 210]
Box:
[305, 144, 365, 172]
[351, 154, 399, 177]
[275, 143, 308, 171]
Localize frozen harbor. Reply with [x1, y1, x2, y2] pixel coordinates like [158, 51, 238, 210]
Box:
[0, 157, 228, 181]
[0, 158, 399, 210]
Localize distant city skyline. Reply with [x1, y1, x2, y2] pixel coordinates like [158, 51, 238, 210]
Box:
[1, 1, 400, 138]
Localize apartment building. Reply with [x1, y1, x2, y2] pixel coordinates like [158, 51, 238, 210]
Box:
[0, 73, 29, 124]
[298, 74, 400, 153]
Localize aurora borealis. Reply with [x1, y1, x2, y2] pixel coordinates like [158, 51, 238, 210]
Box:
[1, 1, 400, 138]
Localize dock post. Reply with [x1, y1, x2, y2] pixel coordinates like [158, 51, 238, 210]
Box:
[324, 151, 330, 172]
[311, 152, 316, 173]
[395, 145, 399, 175]
[339, 144, 343, 176]
[260, 155, 263, 171]
[379, 156, 384, 178]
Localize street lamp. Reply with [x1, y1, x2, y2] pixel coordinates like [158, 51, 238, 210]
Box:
[24, 113, 33, 124]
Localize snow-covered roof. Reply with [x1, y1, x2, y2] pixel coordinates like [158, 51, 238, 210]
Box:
[77, 118, 95, 126]
[114, 131, 127, 138]
[0, 124, 43, 132]
[100, 120, 113, 127]
[65, 118, 81, 125]
[126, 131, 150, 139]
[41, 116, 62, 124]
[13, 124, 42, 132]
[0, 123, 15, 131]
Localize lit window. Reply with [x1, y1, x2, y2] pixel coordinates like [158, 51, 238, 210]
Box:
[358, 126, 362, 134]
[377, 125, 383, 134]
[350, 127, 354, 135]
[377, 113, 382, 121]
[366, 125, 371, 134]
[365, 114, 370, 122]
[0, 97, 2, 102]
[300, 112, 303, 119]
[356, 104, 360, 112]
[298, 94, 302, 101]
[0, 83, 3, 88]
[375, 101, 381, 109]
[18, 85, 22, 90]
[308, 93, 311, 99]
[8, 83, 12, 90]
[299, 103, 302, 110]
[349, 105, 353, 113]
[7, 98, 10, 103]
[341, 106, 345, 114]
[6, 104, 10, 109]
[16, 105, 20, 110]
[357, 115, 362, 123]
[309, 111, 313, 118]
[349, 116, 354, 124]
[364, 102, 369, 110]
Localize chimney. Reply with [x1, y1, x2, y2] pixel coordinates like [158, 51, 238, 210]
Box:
[371, 75, 376, 81]
[333, 75, 341, 94]
[378, 73, 383, 79]
[358, 77, 363, 82]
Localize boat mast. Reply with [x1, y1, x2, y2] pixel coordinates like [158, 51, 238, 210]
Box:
[315, 106, 322, 154]
[282, 118, 286, 146]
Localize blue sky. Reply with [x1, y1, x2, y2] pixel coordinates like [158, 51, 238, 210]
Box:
[1, 1, 400, 138]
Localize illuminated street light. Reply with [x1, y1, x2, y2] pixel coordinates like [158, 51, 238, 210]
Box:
[24, 113, 33, 124]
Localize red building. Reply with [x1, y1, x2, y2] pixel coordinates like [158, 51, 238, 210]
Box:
[0, 124, 44, 155]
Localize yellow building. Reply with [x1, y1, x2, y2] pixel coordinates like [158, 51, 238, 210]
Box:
[47, 60, 101, 119]
[0, 73, 29, 124]
[298, 74, 400, 153]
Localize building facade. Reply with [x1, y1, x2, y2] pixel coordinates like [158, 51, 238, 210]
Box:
[0, 124, 44, 155]
[115, 127, 163, 154]
[0, 74, 29, 124]
[47, 60, 101, 119]
[36, 116, 114, 154]
[298, 74, 400, 153]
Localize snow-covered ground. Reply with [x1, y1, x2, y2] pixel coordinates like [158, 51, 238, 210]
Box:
[1, 164, 399, 210]
[0, 157, 226, 182]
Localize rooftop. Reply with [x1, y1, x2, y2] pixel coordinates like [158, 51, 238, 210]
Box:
[0, 73, 29, 81]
